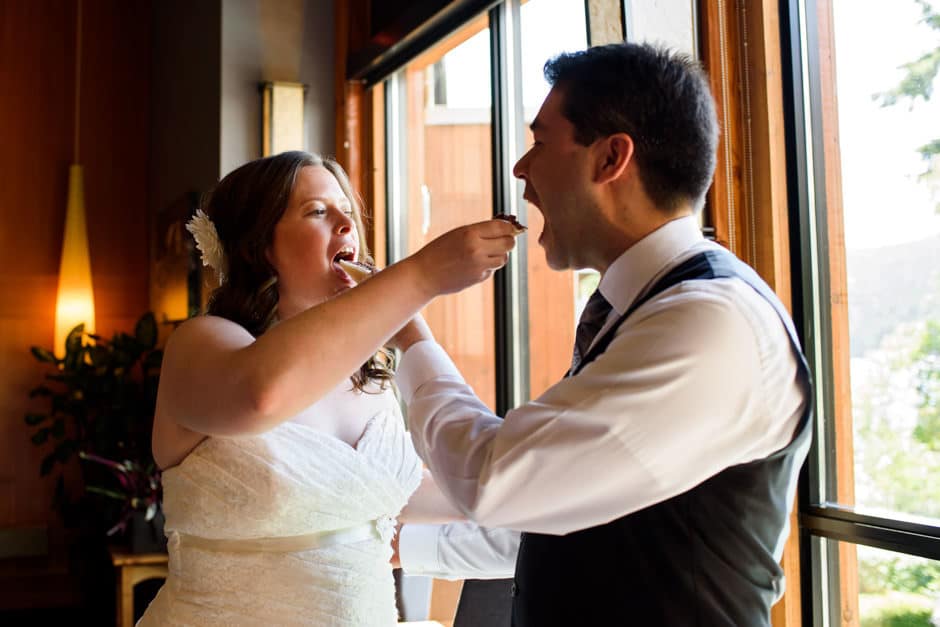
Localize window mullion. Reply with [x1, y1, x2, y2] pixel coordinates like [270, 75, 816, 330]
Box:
[780, 0, 843, 623]
[384, 72, 408, 265]
[490, 0, 528, 416]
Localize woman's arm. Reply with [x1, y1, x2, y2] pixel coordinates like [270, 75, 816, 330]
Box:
[156, 220, 518, 437]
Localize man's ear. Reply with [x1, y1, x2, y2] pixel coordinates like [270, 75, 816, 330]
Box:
[593, 133, 634, 184]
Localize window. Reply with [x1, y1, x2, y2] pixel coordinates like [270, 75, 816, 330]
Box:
[784, 0, 940, 624]
[384, 0, 595, 412]
[835, 540, 940, 625]
[385, 14, 497, 407]
[517, 0, 588, 397]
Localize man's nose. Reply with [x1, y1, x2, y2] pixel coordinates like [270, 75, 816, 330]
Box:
[512, 152, 529, 180]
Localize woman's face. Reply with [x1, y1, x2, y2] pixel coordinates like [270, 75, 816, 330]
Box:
[268, 165, 360, 318]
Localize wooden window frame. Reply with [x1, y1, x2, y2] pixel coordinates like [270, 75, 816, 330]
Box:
[698, 2, 801, 622]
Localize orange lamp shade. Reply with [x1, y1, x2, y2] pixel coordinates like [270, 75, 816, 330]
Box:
[54, 164, 96, 356]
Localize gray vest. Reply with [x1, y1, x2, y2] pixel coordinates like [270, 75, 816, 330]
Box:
[512, 249, 813, 627]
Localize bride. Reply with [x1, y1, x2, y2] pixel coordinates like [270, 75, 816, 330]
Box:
[138, 151, 520, 626]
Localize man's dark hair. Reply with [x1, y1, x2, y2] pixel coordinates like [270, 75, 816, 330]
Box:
[544, 42, 719, 211]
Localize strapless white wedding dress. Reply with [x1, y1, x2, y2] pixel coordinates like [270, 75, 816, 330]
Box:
[137, 399, 423, 626]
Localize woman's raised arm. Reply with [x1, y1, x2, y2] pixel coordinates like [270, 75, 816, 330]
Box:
[156, 219, 519, 438]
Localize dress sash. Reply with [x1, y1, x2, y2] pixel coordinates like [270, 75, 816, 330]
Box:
[171, 515, 398, 553]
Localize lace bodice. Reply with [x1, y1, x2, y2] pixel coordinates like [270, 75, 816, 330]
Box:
[138, 388, 423, 626]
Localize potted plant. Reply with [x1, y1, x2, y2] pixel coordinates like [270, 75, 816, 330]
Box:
[25, 312, 165, 551]
[78, 452, 164, 551]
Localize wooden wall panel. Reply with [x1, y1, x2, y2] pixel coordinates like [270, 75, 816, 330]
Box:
[334, 0, 370, 180]
[0, 0, 150, 530]
[80, 0, 151, 336]
[0, 0, 80, 530]
[700, 0, 792, 294]
[420, 123, 497, 406]
[700, 2, 802, 625]
[700, 0, 743, 255]
[525, 203, 577, 398]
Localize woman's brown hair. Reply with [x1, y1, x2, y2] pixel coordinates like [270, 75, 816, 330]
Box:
[202, 151, 393, 391]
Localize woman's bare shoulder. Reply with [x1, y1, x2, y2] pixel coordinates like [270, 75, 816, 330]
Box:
[171, 313, 247, 336]
[164, 315, 255, 358]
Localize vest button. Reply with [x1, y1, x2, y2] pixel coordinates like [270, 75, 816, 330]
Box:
[510, 582, 518, 597]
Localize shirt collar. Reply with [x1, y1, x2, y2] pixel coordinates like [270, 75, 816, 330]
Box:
[598, 215, 705, 315]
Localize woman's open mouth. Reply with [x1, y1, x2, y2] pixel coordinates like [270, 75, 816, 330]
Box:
[332, 247, 356, 282]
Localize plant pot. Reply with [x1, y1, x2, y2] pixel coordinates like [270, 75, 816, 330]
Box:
[128, 509, 167, 554]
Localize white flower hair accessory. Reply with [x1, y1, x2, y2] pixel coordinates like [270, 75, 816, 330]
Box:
[185, 209, 227, 285]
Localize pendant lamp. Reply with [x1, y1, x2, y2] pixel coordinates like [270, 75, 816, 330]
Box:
[54, 0, 95, 356]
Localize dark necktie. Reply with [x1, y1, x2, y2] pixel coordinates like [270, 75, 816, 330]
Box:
[570, 289, 613, 373]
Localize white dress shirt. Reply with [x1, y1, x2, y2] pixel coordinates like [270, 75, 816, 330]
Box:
[399, 521, 519, 580]
[396, 215, 808, 535]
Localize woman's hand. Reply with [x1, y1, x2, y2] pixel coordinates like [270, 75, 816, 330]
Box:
[407, 219, 520, 298]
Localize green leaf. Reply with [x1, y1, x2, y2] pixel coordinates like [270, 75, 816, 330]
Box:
[51, 418, 66, 438]
[39, 452, 57, 476]
[53, 438, 74, 462]
[50, 394, 66, 413]
[65, 324, 85, 357]
[135, 312, 158, 350]
[24, 413, 47, 426]
[29, 385, 52, 398]
[87, 346, 110, 368]
[917, 138, 940, 160]
[63, 350, 81, 373]
[86, 486, 127, 501]
[144, 349, 164, 371]
[30, 347, 57, 363]
[31, 428, 50, 445]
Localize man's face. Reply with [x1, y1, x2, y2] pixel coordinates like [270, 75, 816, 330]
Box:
[512, 87, 596, 271]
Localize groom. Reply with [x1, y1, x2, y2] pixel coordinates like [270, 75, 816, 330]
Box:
[393, 42, 812, 625]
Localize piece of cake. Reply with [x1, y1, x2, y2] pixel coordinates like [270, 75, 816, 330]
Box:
[494, 213, 527, 234]
[337, 258, 376, 283]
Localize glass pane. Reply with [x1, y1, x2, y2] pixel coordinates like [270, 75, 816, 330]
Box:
[389, 15, 496, 408]
[823, 0, 940, 519]
[623, 0, 697, 56]
[623, 0, 705, 236]
[829, 539, 940, 627]
[518, 0, 589, 398]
